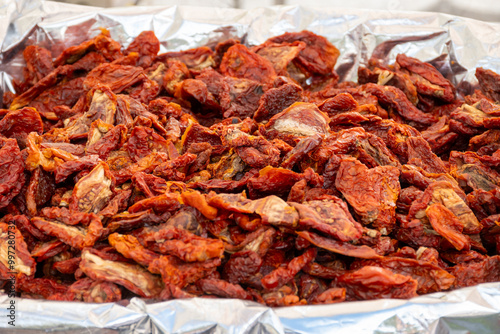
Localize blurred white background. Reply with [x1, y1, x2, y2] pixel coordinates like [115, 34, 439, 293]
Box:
[54, 0, 500, 22]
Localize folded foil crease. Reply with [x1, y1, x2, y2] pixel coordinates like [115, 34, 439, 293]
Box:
[1, 1, 500, 332]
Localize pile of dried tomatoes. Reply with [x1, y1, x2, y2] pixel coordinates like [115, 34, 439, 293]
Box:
[1, 29, 499, 305]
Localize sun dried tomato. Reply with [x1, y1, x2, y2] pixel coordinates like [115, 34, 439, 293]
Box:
[337, 266, 418, 300]
[156, 46, 215, 73]
[261, 248, 316, 290]
[197, 278, 252, 300]
[219, 77, 265, 119]
[267, 30, 340, 76]
[31, 210, 102, 250]
[475, 67, 500, 102]
[0, 107, 43, 148]
[220, 44, 276, 84]
[80, 249, 163, 298]
[353, 256, 455, 294]
[124, 31, 160, 68]
[254, 83, 303, 122]
[0, 137, 25, 209]
[290, 198, 363, 242]
[21, 45, 54, 88]
[396, 54, 455, 103]
[449, 255, 500, 288]
[335, 157, 400, 232]
[108, 233, 160, 267]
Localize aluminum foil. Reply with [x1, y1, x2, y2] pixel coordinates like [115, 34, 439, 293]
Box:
[1, 1, 500, 332]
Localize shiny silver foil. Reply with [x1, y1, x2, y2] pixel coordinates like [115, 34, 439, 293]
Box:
[1, 1, 500, 332]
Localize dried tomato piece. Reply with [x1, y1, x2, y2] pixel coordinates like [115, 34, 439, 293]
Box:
[302, 261, 345, 280]
[70, 162, 115, 213]
[83, 64, 144, 93]
[475, 67, 500, 102]
[219, 77, 265, 119]
[0, 137, 25, 209]
[106, 209, 160, 233]
[25, 132, 78, 172]
[125, 31, 160, 68]
[54, 155, 100, 184]
[397, 186, 424, 212]
[408, 181, 481, 235]
[335, 157, 400, 232]
[400, 164, 459, 191]
[222, 129, 280, 169]
[30, 77, 85, 121]
[86, 122, 127, 160]
[156, 46, 215, 72]
[30, 239, 68, 262]
[180, 122, 222, 152]
[0, 223, 36, 279]
[353, 256, 455, 294]
[281, 133, 321, 170]
[406, 136, 447, 173]
[197, 278, 252, 300]
[131, 172, 167, 199]
[17, 276, 68, 299]
[252, 41, 306, 76]
[80, 249, 163, 298]
[338, 266, 418, 300]
[31, 215, 102, 250]
[309, 287, 346, 304]
[26, 167, 55, 215]
[396, 54, 455, 103]
[10, 65, 75, 110]
[261, 248, 316, 290]
[254, 83, 303, 122]
[220, 44, 276, 84]
[0, 107, 43, 148]
[358, 65, 419, 106]
[449, 255, 500, 288]
[440, 250, 486, 265]
[209, 192, 299, 229]
[126, 126, 170, 162]
[65, 86, 118, 138]
[54, 29, 122, 67]
[426, 203, 470, 251]
[148, 255, 220, 288]
[176, 78, 220, 113]
[72, 52, 107, 71]
[290, 198, 363, 242]
[81, 280, 122, 303]
[7, 214, 48, 242]
[420, 116, 458, 156]
[297, 231, 380, 259]
[262, 102, 329, 145]
[262, 285, 306, 307]
[128, 193, 181, 214]
[449, 151, 500, 192]
[223, 226, 276, 258]
[364, 83, 437, 126]
[147, 226, 223, 262]
[108, 233, 160, 267]
[180, 190, 218, 220]
[246, 166, 303, 198]
[22, 45, 54, 88]
[112, 152, 169, 185]
[52, 256, 82, 275]
[312, 127, 400, 169]
[267, 30, 340, 76]
[222, 250, 262, 284]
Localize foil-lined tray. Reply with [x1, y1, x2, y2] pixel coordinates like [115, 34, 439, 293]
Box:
[1, 1, 500, 332]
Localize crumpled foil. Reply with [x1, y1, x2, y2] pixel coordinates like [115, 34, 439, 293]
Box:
[1, 1, 500, 333]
